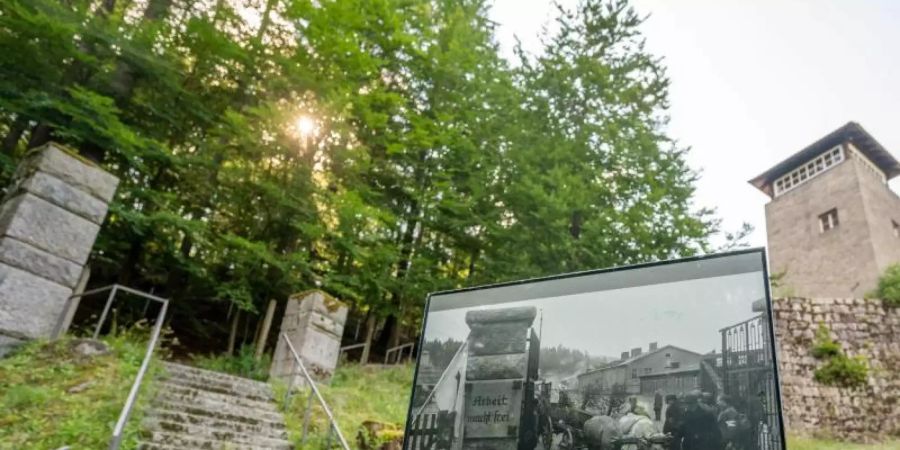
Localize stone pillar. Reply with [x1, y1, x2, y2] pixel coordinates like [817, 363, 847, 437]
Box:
[269, 290, 348, 386]
[462, 306, 536, 450]
[0, 143, 118, 356]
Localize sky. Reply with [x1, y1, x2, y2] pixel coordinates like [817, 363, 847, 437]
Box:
[423, 271, 764, 359]
[488, 0, 900, 247]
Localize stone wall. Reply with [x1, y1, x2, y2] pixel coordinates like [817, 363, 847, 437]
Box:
[772, 297, 900, 441]
[0, 143, 118, 356]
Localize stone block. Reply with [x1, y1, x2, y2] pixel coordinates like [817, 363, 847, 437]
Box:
[0, 263, 71, 340]
[468, 323, 527, 356]
[0, 237, 81, 288]
[0, 193, 100, 265]
[285, 290, 348, 325]
[15, 172, 110, 224]
[466, 353, 527, 380]
[465, 306, 536, 326]
[14, 142, 119, 202]
[270, 291, 346, 386]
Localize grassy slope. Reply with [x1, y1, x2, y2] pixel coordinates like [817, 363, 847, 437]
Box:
[277, 364, 900, 450]
[0, 333, 157, 449]
[276, 364, 414, 449]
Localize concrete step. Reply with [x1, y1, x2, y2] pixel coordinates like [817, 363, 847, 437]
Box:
[155, 381, 280, 412]
[142, 421, 293, 449]
[162, 362, 271, 390]
[149, 400, 285, 426]
[160, 365, 273, 401]
[145, 408, 287, 439]
[138, 431, 292, 450]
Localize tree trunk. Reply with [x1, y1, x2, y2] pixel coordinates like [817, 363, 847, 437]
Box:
[27, 123, 53, 148]
[2, 116, 28, 156]
[255, 299, 276, 361]
[360, 314, 376, 364]
[227, 309, 240, 355]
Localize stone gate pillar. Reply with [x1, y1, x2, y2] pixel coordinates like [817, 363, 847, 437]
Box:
[270, 290, 348, 387]
[0, 143, 119, 356]
[463, 306, 537, 450]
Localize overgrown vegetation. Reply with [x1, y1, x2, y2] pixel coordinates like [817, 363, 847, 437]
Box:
[0, 329, 159, 449]
[275, 364, 413, 449]
[0, 0, 738, 354]
[873, 264, 900, 307]
[811, 324, 869, 388]
[192, 344, 271, 381]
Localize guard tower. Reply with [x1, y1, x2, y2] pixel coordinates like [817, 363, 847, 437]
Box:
[749, 122, 900, 298]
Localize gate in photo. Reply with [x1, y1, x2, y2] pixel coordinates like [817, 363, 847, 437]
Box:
[720, 314, 783, 450]
[407, 411, 455, 450]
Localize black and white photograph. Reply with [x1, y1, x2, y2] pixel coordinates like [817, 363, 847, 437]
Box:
[405, 250, 784, 450]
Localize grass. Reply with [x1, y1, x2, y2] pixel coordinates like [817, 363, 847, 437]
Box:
[191, 344, 271, 381]
[788, 435, 900, 450]
[275, 364, 414, 449]
[0, 328, 160, 450]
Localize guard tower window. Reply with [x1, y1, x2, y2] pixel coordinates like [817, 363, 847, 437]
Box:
[819, 208, 839, 233]
[893, 220, 899, 238]
[774, 145, 844, 196]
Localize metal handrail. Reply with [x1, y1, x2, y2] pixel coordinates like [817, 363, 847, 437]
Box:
[338, 342, 367, 361]
[281, 332, 350, 450]
[50, 283, 169, 450]
[384, 342, 414, 364]
[108, 297, 168, 450]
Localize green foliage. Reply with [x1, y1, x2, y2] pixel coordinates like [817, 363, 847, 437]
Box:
[192, 344, 271, 382]
[814, 354, 870, 388]
[873, 263, 900, 306]
[811, 324, 842, 359]
[0, 0, 726, 350]
[811, 324, 869, 388]
[0, 331, 158, 448]
[274, 364, 414, 449]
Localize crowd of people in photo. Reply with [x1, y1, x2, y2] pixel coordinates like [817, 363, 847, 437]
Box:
[657, 389, 768, 450]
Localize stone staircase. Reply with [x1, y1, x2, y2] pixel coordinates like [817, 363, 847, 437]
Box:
[138, 361, 293, 450]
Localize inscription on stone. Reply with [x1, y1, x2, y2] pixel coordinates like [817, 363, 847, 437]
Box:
[464, 381, 522, 439]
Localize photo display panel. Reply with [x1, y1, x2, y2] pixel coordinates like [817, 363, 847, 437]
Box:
[404, 249, 785, 450]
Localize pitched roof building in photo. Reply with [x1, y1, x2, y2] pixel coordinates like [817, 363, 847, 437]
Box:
[577, 343, 704, 395]
[750, 122, 900, 298]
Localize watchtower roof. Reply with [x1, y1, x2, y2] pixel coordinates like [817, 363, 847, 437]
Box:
[748, 122, 900, 198]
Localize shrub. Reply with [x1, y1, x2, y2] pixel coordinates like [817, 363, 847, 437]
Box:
[814, 354, 869, 388]
[810, 324, 869, 388]
[810, 324, 842, 359]
[873, 263, 900, 307]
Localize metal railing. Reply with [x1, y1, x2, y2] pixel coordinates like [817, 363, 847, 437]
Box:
[384, 342, 414, 364]
[281, 332, 350, 450]
[52, 284, 169, 450]
[338, 342, 367, 362]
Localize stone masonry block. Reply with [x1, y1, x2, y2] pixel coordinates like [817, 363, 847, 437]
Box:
[0, 193, 100, 265]
[270, 290, 347, 386]
[0, 263, 70, 340]
[0, 237, 81, 288]
[468, 323, 527, 356]
[14, 142, 119, 202]
[466, 353, 527, 380]
[16, 172, 110, 224]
